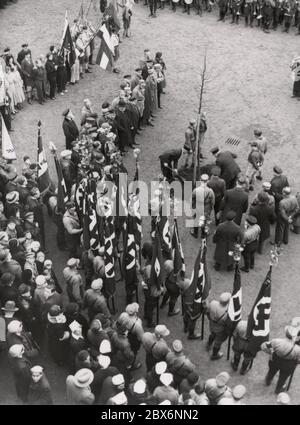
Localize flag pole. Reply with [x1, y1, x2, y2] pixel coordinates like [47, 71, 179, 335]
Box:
[226, 246, 242, 360]
[201, 312, 205, 340]
[36, 120, 41, 182]
[85, 0, 93, 19]
[200, 217, 209, 341]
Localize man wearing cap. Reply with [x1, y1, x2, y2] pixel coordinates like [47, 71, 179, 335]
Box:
[114, 99, 133, 153]
[153, 372, 179, 404]
[207, 166, 226, 226]
[241, 215, 261, 272]
[26, 187, 46, 250]
[111, 313, 140, 375]
[47, 305, 70, 366]
[211, 147, 241, 189]
[8, 344, 32, 403]
[166, 339, 197, 388]
[190, 174, 215, 238]
[66, 368, 95, 404]
[160, 260, 180, 316]
[69, 321, 88, 374]
[62, 109, 79, 150]
[213, 210, 243, 271]
[261, 325, 300, 393]
[253, 129, 268, 156]
[142, 325, 170, 371]
[125, 303, 144, 361]
[219, 177, 249, 226]
[7, 320, 39, 360]
[249, 192, 276, 253]
[276, 392, 291, 405]
[27, 365, 53, 405]
[146, 360, 167, 392]
[205, 372, 232, 405]
[24, 211, 41, 243]
[63, 258, 84, 308]
[231, 319, 253, 374]
[145, 68, 158, 120]
[128, 379, 151, 404]
[274, 187, 299, 246]
[206, 293, 231, 360]
[60, 150, 75, 196]
[91, 354, 119, 404]
[83, 278, 111, 322]
[270, 166, 289, 213]
[99, 373, 126, 405]
[63, 201, 82, 258]
[183, 119, 196, 169]
[246, 142, 264, 190]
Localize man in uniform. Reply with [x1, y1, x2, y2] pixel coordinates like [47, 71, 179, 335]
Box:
[274, 187, 299, 246]
[210, 146, 241, 189]
[230, 0, 242, 23]
[206, 292, 231, 360]
[245, 142, 264, 190]
[141, 324, 170, 372]
[160, 260, 181, 316]
[63, 201, 82, 258]
[270, 166, 289, 213]
[218, 0, 229, 21]
[190, 174, 215, 238]
[125, 303, 144, 367]
[231, 320, 253, 374]
[165, 339, 197, 388]
[241, 215, 261, 272]
[63, 258, 84, 308]
[261, 325, 300, 394]
[183, 119, 196, 169]
[207, 166, 226, 226]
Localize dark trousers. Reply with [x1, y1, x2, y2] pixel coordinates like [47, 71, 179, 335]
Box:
[35, 80, 46, 103]
[183, 313, 198, 335]
[48, 77, 56, 98]
[161, 281, 180, 312]
[265, 354, 297, 393]
[53, 212, 66, 249]
[183, 3, 190, 14]
[56, 66, 66, 93]
[242, 240, 258, 271]
[149, 0, 157, 14]
[275, 219, 289, 245]
[143, 289, 158, 326]
[219, 8, 227, 20]
[157, 88, 162, 108]
[160, 160, 172, 180]
[0, 105, 11, 131]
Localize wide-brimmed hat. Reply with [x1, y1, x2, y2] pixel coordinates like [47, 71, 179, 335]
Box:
[73, 368, 94, 387]
[2, 300, 19, 312]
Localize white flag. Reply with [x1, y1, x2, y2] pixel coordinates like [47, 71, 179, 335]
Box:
[1, 115, 16, 160]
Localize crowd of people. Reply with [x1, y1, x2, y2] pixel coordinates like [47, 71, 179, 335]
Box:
[143, 0, 300, 34]
[1, 0, 300, 407]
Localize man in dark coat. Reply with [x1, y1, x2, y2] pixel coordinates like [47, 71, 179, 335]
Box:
[213, 210, 244, 271]
[62, 109, 79, 150]
[219, 176, 249, 225]
[26, 187, 45, 250]
[270, 166, 289, 213]
[249, 192, 276, 253]
[27, 365, 53, 405]
[211, 146, 241, 189]
[91, 355, 119, 404]
[159, 148, 183, 181]
[114, 99, 133, 153]
[8, 344, 32, 403]
[207, 166, 226, 225]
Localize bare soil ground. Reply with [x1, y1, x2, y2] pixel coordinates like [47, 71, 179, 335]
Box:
[1, 0, 300, 405]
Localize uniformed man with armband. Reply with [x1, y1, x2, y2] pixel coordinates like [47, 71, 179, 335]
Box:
[261, 325, 300, 394]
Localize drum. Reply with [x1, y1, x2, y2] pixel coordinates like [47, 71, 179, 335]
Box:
[184, 0, 193, 4]
[172, 0, 180, 3]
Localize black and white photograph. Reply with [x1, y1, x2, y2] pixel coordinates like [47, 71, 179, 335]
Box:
[0, 0, 300, 409]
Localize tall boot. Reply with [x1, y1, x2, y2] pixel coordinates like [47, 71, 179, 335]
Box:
[188, 319, 201, 339]
[231, 353, 241, 371]
[211, 346, 223, 360]
[206, 334, 215, 351]
[160, 292, 169, 308]
[240, 358, 251, 375]
[168, 300, 180, 317]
